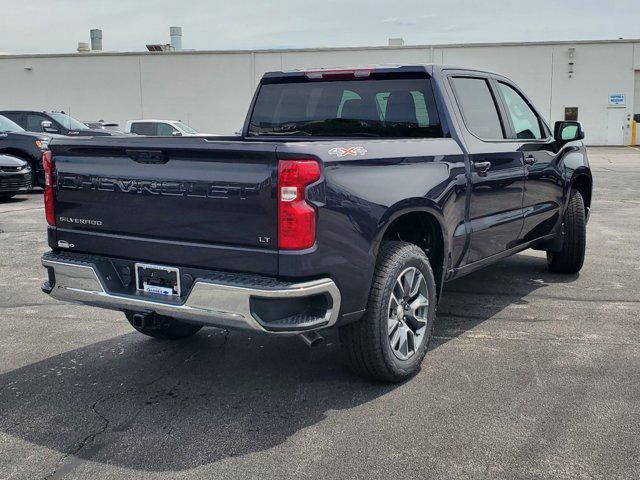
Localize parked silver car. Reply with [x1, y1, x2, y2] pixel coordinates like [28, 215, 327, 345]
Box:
[0, 154, 31, 201]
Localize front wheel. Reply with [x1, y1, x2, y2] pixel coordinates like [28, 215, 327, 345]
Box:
[125, 311, 203, 340]
[547, 189, 586, 274]
[340, 241, 437, 383]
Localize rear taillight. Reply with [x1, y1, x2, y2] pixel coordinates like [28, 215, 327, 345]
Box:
[42, 151, 55, 226]
[278, 159, 321, 250]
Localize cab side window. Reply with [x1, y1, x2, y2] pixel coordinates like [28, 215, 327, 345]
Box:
[130, 122, 155, 135]
[156, 123, 177, 136]
[497, 82, 543, 140]
[26, 114, 48, 132]
[451, 77, 504, 140]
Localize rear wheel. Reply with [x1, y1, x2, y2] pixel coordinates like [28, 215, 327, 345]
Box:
[547, 189, 586, 274]
[125, 311, 203, 340]
[340, 241, 437, 382]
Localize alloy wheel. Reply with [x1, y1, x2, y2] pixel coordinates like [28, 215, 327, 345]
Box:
[387, 267, 429, 360]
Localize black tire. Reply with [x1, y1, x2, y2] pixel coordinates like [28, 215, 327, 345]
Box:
[340, 241, 437, 383]
[125, 311, 203, 340]
[547, 189, 586, 274]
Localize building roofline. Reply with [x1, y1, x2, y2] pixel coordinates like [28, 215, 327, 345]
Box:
[1, 37, 638, 60]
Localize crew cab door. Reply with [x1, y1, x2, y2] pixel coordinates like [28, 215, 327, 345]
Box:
[492, 79, 564, 242]
[448, 74, 526, 263]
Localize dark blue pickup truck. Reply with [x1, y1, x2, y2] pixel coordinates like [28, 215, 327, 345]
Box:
[41, 65, 592, 382]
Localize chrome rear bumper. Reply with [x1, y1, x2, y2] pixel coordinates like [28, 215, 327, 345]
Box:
[42, 253, 341, 333]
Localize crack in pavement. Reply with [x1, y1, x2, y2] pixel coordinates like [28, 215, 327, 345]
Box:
[44, 399, 110, 480]
[40, 340, 205, 479]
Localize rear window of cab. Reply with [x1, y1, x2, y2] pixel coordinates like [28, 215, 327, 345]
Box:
[248, 76, 443, 138]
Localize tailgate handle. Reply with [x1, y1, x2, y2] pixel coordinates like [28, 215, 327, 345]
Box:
[126, 149, 168, 164]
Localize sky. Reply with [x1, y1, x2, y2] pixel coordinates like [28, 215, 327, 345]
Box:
[0, 0, 638, 54]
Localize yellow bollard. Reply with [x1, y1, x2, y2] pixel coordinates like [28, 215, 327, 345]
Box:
[632, 120, 637, 146]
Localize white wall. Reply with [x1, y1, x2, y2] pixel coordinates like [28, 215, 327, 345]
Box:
[437, 44, 554, 123]
[0, 40, 637, 144]
[548, 43, 635, 145]
[0, 54, 144, 127]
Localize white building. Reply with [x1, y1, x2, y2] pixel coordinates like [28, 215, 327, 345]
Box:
[1, 39, 639, 145]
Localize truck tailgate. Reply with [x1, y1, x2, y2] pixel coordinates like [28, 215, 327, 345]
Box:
[50, 139, 279, 274]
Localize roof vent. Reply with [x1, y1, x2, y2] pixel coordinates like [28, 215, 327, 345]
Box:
[170, 26, 182, 51]
[90, 29, 103, 51]
[388, 37, 405, 47]
[146, 44, 175, 52]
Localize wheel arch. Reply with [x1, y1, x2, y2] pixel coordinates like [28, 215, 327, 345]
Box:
[0, 147, 33, 162]
[570, 172, 592, 210]
[374, 202, 449, 299]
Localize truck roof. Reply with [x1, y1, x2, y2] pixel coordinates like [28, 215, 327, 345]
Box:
[262, 64, 505, 79]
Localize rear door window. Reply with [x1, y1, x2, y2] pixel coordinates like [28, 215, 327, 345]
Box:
[451, 77, 504, 140]
[249, 76, 443, 138]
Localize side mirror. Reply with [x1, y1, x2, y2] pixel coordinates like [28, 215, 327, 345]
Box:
[41, 120, 59, 133]
[171, 131, 182, 136]
[554, 121, 584, 143]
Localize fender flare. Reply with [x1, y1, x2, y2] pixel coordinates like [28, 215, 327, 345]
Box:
[372, 200, 451, 298]
[564, 168, 593, 212]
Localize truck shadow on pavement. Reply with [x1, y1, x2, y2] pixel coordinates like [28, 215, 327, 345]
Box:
[0, 253, 578, 474]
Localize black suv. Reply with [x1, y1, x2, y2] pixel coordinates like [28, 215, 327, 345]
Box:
[0, 114, 51, 186]
[0, 111, 114, 137]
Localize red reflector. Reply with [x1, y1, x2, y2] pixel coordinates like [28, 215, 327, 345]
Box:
[42, 151, 55, 226]
[278, 159, 321, 250]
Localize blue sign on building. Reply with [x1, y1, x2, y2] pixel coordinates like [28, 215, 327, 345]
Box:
[608, 93, 626, 106]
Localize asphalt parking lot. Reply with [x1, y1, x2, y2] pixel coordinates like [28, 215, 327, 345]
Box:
[0, 146, 639, 480]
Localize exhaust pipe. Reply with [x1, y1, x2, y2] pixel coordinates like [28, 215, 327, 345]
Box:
[299, 331, 323, 348]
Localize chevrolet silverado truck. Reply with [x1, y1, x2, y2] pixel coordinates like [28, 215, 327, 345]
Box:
[41, 65, 592, 382]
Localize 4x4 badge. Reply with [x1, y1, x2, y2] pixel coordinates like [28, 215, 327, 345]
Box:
[328, 146, 367, 157]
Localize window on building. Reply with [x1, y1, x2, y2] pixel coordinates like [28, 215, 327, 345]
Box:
[565, 107, 579, 121]
[452, 77, 504, 139]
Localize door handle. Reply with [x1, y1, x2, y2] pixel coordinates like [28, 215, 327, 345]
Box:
[524, 155, 537, 165]
[472, 160, 491, 175]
